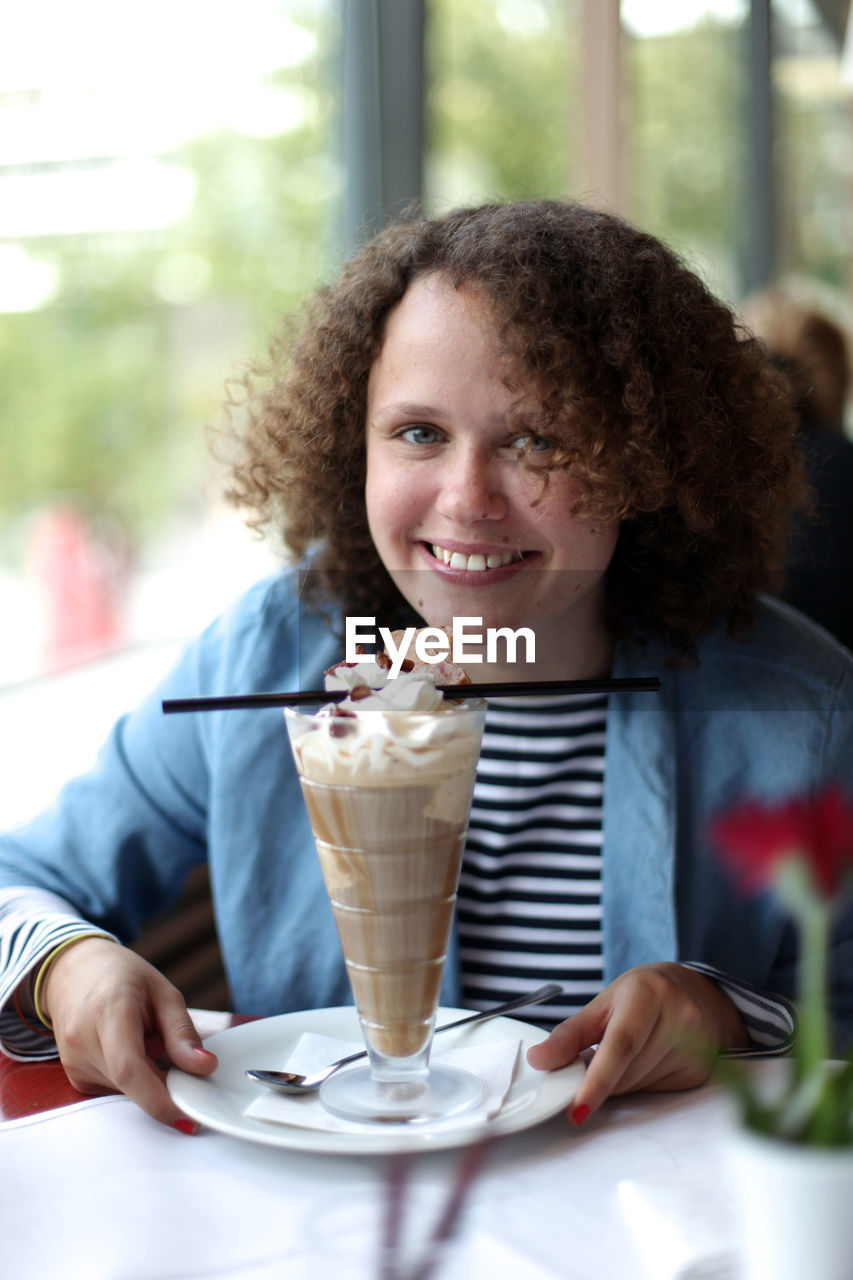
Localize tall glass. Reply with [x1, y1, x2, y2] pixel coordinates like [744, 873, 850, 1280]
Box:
[285, 698, 486, 1124]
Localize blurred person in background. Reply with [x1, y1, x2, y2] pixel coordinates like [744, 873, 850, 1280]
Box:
[743, 291, 853, 651]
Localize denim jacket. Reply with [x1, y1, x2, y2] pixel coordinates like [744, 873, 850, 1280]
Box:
[1, 573, 851, 1046]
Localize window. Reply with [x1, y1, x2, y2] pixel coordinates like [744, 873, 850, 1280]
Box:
[0, 0, 341, 684]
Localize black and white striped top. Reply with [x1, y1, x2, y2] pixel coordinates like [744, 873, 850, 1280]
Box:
[0, 888, 116, 1059]
[457, 695, 795, 1052]
[458, 693, 607, 1027]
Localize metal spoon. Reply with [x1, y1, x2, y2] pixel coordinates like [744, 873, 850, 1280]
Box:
[245, 982, 562, 1095]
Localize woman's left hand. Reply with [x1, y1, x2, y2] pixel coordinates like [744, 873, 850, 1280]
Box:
[526, 962, 750, 1126]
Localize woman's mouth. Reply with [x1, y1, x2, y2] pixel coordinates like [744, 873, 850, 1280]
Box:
[426, 542, 530, 572]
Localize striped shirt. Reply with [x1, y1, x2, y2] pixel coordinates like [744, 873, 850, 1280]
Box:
[457, 695, 795, 1053]
[0, 888, 116, 1060]
[458, 693, 607, 1026]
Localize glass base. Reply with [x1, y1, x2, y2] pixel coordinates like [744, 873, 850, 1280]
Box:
[318, 1062, 484, 1125]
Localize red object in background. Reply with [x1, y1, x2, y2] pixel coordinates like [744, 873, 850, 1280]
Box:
[709, 783, 853, 899]
[28, 503, 127, 671]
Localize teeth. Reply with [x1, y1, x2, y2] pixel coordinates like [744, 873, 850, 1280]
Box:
[431, 544, 519, 572]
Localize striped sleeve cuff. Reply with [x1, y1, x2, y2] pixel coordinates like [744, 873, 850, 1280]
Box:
[683, 960, 796, 1056]
[0, 887, 118, 1061]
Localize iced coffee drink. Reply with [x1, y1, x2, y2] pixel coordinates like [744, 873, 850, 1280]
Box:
[285, 665, 486, 1123]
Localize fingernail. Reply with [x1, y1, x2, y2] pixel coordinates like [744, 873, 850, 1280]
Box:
[173, 1118, 199, 1136]
[570, 1103, 591, 1127]
[191, 1046, 216, 1058]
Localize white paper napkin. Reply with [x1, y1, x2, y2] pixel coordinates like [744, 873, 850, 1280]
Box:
[617, 1168, 739, 1280]
[244, 1031, 521, 1132]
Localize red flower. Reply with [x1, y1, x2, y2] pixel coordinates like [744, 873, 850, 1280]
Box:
[709, 783, 853, 899]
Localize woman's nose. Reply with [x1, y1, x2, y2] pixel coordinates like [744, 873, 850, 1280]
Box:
[434, 449, 507, 524]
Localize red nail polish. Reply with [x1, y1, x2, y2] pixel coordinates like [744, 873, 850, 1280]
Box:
[191, 1046, 216, 1058]
[173, 1118, 199, 1136]
[570, 1103, 591, 1127]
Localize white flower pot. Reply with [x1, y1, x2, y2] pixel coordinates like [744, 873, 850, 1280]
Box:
[725, 1124, 853, 1280]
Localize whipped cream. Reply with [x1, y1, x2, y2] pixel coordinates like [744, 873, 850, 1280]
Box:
[285, 670, 482, 786]
[323, 665, 446, 712]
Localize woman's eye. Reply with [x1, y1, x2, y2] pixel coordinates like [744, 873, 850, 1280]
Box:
[510, 432, 554, 455]
[399, 425, 442, 445]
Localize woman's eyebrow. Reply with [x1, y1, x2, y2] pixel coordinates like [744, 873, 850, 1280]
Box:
[370, 401, 442, 423]
[506, 406, 549, 432]
[371, 401, 527, 430]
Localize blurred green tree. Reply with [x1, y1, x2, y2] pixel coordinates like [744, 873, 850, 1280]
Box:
[624, 19, 742, 266]
[0, 2, 846, 570]
[0, 3, 339, 557]
[426, 0, 579, 203]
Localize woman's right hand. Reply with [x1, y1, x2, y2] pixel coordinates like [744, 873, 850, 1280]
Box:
[38, 936, 218, 1130]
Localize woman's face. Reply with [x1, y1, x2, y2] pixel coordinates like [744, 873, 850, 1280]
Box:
[365, 274, 619, 678]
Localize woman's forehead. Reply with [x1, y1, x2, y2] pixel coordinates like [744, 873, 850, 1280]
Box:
[371, 272, 582, 430]
[389, 272, 495, 327]
[371, 276, 504, 375]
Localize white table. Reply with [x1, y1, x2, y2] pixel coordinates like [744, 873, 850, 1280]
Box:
[0, 1047, 750, 1280]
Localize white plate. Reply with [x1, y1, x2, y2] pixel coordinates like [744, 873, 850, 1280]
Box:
[167, 1005, 584, 1155]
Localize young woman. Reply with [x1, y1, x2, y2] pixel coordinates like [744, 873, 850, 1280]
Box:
[1, 200, 851, 1133]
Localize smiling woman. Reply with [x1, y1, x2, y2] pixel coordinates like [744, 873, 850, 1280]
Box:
[1, 198, 851, 1139]
[363, 274, 618, 680]
[225, 200, 802, 659]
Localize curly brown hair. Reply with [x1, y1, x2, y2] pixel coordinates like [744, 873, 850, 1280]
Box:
[222, 199, 805, 658]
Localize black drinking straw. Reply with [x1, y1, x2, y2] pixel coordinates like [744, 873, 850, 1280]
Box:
[162, 676, 660, 714]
